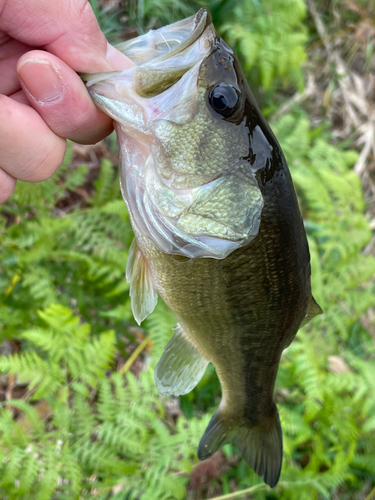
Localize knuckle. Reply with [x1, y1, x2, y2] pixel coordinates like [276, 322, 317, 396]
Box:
[74, 0, 101, 37]
[28, 138, 67, 182]
[0, 168, 16, 204]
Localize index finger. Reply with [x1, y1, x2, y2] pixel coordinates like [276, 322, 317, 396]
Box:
[0, 0, 133, 72]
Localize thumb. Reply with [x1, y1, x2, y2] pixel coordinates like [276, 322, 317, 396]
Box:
[105, 43, 133, 71]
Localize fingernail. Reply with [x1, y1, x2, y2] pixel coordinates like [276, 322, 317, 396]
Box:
[18, 59, 63, 102]
[106, 42, 134, 70]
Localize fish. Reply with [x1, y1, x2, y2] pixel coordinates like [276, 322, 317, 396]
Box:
[82, 9, 322, 488]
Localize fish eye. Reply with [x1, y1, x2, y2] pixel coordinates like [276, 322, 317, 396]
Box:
[208, 83, 239, 118]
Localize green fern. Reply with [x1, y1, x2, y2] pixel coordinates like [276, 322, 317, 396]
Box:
[0, 305, 207, 499]
[222, 0, 307, 91]
[0, 5, 375, 495]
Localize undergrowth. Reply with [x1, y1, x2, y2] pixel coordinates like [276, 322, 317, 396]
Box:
[0, 1, 374, 498]
[0, 112, 374, 499]
[92, 0, 307, 94]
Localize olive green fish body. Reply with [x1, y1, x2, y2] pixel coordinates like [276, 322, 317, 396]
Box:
[131, 129, 312, 485]
[137, 143, 311, 413]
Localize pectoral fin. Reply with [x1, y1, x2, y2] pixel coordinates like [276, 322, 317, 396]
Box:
[154, 324, 209, 397]
[126, 238, 158, 325]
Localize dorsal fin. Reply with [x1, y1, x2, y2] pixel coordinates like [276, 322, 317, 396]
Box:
[300, 295, 323, 328]
[126, 238, 158, 325]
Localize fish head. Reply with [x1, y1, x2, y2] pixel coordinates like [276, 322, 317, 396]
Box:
[84, 9, 266, 259]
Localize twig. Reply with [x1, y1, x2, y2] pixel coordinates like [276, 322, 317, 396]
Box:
[365, 485, 375, 500]
[5, 374, 15, 412]
[272, 73, 316, 121]
[307, 0, 375, 177]
[118, 337, 151, 375]
[208, 484, 268, 500]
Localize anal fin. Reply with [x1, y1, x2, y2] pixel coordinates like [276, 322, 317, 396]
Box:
[126, 238, 158, 325]
[154, 324, 209, 397]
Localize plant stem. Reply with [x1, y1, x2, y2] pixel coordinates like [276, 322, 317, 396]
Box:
[365, 486, 375, 500]
[208, 484, 268, 500]
[118, 337, 151, 375]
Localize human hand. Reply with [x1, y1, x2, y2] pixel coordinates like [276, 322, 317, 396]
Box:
[0, 0, 133, 203]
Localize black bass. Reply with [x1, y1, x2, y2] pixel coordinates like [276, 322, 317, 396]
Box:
[83, 9, 322, 487]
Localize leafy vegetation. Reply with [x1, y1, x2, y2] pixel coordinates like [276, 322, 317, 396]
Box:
[0, 303, 207, 500]
[93, 0, 308, 93]
[222, 0, 307, 91]
[1, 0, 374, 499]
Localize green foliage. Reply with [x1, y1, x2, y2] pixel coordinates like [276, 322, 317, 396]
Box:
[222, 0, 307, 91]
[92, 0, 307, 93]
[273, 113, 375, 334]
[1, 113, 374, 499]
[0, 150, 133, 340]
[0, 304, 208, 500]
[272, 113, 375, 498]
[0, 2, 374, 499]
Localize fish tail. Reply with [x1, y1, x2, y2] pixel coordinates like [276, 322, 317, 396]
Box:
[197, 404, 282, 488]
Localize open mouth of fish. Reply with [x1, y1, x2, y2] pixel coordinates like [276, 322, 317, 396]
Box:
[85, 10, 215, 119]
[116, 9, 213, 95]
[83, 10, 264, 259]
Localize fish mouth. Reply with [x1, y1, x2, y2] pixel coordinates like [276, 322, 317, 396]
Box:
[116, 9, 212, 67]
[83, 9, 215, 100]
[118, 9, 214, 98]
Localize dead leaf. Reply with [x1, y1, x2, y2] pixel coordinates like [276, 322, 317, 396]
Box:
[327, 355, 351, 374]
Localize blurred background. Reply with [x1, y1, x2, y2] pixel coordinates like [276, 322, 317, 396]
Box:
[0, 0, 375, 498]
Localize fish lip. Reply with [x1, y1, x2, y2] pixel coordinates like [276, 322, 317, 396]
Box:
[195, 8, 212, 29]
[117, 9, 212, 66]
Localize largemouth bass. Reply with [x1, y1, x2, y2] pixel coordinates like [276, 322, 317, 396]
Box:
[83, 9, 322, 487]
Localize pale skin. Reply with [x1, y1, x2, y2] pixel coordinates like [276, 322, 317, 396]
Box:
[0, 0, 134, 204]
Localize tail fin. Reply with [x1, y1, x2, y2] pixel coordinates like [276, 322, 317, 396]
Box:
[197, 406, 282, 488]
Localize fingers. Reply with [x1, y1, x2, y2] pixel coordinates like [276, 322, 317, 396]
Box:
[9, 89, 29, 105]
[0, 168, 16, 204]
[0, 0, 135, 205]
[0, 0, 133, 72]
[0, 39, 34, 95]
[0, 94, 66, 183]
[0, 54, 21, 95]
[17, 50, 113, 144]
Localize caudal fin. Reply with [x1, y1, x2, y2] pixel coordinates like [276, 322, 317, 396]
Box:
[197, 406, 282, 488]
